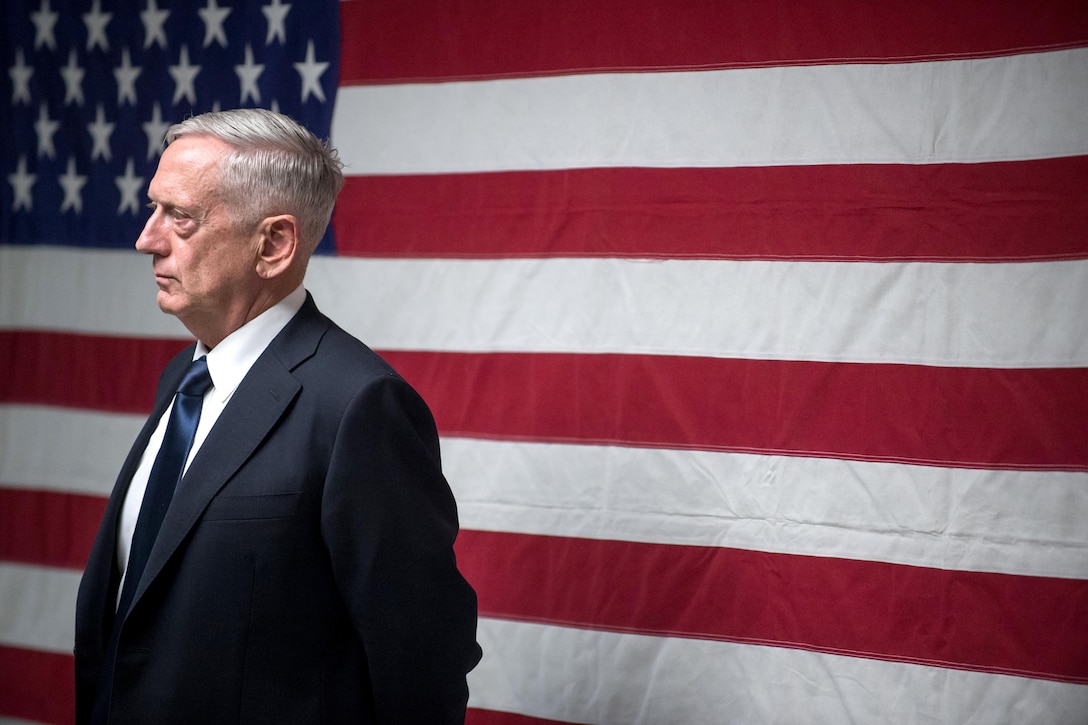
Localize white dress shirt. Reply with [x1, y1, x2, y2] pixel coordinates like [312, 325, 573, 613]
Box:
[116, 285, 307, 598]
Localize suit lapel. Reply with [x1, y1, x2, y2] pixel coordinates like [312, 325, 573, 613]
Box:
[125, 296, 330, 616]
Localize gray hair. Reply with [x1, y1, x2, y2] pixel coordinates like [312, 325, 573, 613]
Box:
[165, 108, 344, 250]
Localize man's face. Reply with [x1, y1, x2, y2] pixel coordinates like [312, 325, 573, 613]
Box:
[137, 135, 260, 334]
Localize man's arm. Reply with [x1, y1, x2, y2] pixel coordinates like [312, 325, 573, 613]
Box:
[321, 374, 482, 723]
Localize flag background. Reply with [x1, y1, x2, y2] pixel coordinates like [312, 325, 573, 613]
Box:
[3, 1, 1088, 723]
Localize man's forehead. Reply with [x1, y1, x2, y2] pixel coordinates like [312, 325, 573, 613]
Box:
[149, 137, 226, 200]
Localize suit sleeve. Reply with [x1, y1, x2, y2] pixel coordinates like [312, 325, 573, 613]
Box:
[320, 373, 482, 724]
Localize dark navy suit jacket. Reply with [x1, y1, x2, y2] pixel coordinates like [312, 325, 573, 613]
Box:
[75, 294, 481, 723]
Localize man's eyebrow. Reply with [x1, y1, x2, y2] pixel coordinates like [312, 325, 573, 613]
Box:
[145, 197, 206, 221]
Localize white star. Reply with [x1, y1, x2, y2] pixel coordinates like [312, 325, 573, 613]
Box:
[60, 48, 86, 106]
[34, 103, 60, 159]
[59, 157, 88, 214]
[115, 158, 145, 215]
[9, 49, 34, 105]
[235, 44, 264, 104]
[114, 48, 141, 106]
[142, 103, 171, 159]
[199, 0, 232, 49]
[30, 0, 59, 51]
[169, 46, 201, 105]
[83, 0, 113, 52]
[294, 40, 329, 103]
[87, 104, 115, 161]
[142, 0, 170, 50]
[8, 156, 37, 212]
[262, 0, 291, 45]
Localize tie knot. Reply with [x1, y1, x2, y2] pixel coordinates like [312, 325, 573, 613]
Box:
[178, 356, 213, 396]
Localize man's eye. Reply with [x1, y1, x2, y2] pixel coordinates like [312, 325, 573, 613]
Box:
[173, 214, 200, 236]
[167, 209, 194, 226]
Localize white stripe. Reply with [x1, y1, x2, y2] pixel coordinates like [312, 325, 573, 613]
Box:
[468, 618, 1088, 724]
[4, 246, 1087, 368]
[313, 257, 1088, 367]
[334, 48, 1088, 174]
[0, 246, 182, 338]
[4, 404, 1086, 581]
[444, 438, 1088, 580]
[0, 405, 140, 497]
[0, 563, 77, 655]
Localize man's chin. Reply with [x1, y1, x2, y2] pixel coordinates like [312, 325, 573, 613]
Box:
[155, 291, 186, 318]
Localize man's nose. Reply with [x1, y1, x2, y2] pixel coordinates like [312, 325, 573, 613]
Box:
[135, 212, 166, 255]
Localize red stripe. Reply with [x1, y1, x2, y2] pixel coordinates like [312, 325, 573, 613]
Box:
[468, 709, 574, 725]
[0, 330, 186, 414]
[383, 351, 1088, 471]
[0, 645, 74, 724]
[4, 333, 1087, 470]
[4, 486, 1084, 696]
[0, 487, 106, 570]
[340, 0, 1088, 84]
[333, 158, 1088, 261]
[456, 530, 1088, 684]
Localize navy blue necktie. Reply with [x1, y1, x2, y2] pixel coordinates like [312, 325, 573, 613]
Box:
[94, 357, 212, 723]
[115, 356, 212, 620]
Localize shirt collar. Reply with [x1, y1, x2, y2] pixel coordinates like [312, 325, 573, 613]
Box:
[193, 285, 307, 403]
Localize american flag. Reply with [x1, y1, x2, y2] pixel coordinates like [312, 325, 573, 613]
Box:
[3, 1, 1088, 723]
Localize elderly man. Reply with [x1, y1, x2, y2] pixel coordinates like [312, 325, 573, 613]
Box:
[75, 108, 481, 724]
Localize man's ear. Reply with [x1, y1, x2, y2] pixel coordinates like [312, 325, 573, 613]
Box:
[255, 214, 300, 279]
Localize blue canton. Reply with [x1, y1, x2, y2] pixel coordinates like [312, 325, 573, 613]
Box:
[2, 0, 341, 253]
